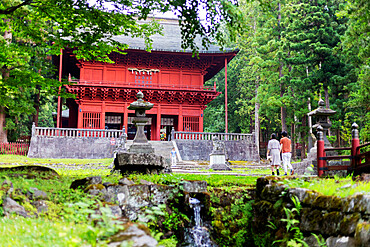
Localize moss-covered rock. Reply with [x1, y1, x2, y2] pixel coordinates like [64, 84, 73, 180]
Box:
[84, 184, 105, 191]
[260, 183, 286, 202]
[340, 213, 361, 236]
[70, 176, 102, 190]
[300, 208, 322, 232]
[301, 190, 322, 205]
[108, 223, 157, 247]
[322, 211, 342, 235]
[343, 194, 370, 213]
[312, 195, 342, 211]
[355, 222, 370, 247]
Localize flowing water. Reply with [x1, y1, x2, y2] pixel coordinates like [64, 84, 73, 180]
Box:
[182, 198, 217, 247]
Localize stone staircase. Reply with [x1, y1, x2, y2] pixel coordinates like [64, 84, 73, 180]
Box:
[125, 140, 174, 161]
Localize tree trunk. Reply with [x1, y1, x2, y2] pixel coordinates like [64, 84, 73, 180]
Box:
[0, 20, 12, 142]
[324, 86, 330, 108]
[301, 115, 307, 159]
[291, 122, 296, 160]
[278, 2, 287, 132]
[324, 85, 332, 136]
[255, 76, 260, 157]
[33, 85, 41, 126]
[0, 107, 7, 143]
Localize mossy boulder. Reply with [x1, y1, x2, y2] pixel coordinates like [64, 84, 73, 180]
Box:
[70, 176, 102, 190]
[300, 208, 322, 232]
[342, 194, 370, 213]
[260, 183, 287, 202]
[0, 165, 59, 179]
[322, 211, 343, 235]
[312, 195, 343, 211]
[108, 223, 157, 247]
[340, 213, 361, 235]
[355, 222, 370, 246]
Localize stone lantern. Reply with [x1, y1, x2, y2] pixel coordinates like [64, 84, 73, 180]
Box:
[127, 91, 154, 154]
[308, 99, 336, 147]
[113, 91, 171, 174]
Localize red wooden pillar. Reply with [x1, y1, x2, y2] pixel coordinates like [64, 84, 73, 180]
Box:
[225, 57, 228, 134]
[317, 125, 326, 177]
[57, 48, 63, 128]
[77, 105, 83, 128]
[124, 103, 128, 134]
[351, 122, 360, 169]
[179, 105, 183, 131]
[156, 104, 161, 141]
[101, 102, 106, 129]
[199, 109, 204, 132]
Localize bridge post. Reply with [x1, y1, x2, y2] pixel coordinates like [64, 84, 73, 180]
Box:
[351, 123, 360, 169]
[317, 125, 326, 177]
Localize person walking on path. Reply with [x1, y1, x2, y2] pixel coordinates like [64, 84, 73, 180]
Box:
[280, 131, 294, 175]
[170, 147, 177, 166]
[267, 133, 281, 176]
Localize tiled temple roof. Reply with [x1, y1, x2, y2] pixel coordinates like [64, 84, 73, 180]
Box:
[112, 17, 235, 54]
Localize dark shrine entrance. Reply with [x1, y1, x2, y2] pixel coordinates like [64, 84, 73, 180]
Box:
[105, 113, 123, 130]
[160, 116, 176, 141]
[127, 114, 152, 140]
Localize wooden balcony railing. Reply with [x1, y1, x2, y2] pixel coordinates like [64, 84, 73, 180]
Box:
[70, 79, 216, 91]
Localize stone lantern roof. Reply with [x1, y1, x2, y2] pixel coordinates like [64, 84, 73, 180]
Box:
[308, 99, 336, 117]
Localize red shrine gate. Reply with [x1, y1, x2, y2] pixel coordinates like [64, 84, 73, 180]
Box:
[59, 18, 238, 141]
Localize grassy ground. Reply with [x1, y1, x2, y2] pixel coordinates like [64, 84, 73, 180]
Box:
[282, 175, 370, 198]
[0, 154, 113, 166]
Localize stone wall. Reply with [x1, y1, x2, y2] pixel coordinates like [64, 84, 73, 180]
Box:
[28, 136, 116, 159]
[176, 140, 259, 161]
[254, 177, 370, 247]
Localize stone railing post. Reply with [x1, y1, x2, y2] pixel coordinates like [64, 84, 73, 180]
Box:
[32, 122, 36, 137]
[351, 122, 360, 169]
[171, 127, 175, 141]
[317, 125, 326, 177]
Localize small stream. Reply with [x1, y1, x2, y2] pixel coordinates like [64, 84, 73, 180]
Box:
[182, 198, 217, 247]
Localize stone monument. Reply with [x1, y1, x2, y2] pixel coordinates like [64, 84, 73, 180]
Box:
[114, 91, 170, 174]
[209, 136, 232, 171]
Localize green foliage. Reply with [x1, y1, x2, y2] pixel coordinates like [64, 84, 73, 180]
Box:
[0, 0, 249, 140]
[127, 173, 258, 189]
[204, 0, 370, 157]
[282, 176, 370, 197]
[312, 233, 327, 247]
[158, 236, 178, 247]
[209, 188, 254, 246]
[271, 196, 308, 247]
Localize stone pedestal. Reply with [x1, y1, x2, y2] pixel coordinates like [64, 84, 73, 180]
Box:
[114, 152, 170, 174]
[208, 137, 231, 171]
[209, 154, 231, 171]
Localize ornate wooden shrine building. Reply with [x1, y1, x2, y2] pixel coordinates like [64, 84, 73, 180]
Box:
[59, 18, 238, 140]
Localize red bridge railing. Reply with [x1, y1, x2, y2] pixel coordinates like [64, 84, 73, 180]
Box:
[0, 142, 30, 156]
[317, 123, 370, 177]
